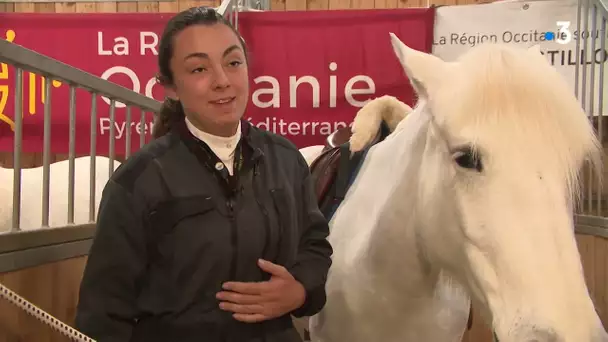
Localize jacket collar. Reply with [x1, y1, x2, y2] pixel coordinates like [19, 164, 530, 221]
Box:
[240, 119, 266, 162]
[174, 117, 266, 162]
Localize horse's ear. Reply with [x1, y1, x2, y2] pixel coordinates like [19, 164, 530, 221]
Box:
[389, 32, 446, 99]
[528, 44, 542, 55]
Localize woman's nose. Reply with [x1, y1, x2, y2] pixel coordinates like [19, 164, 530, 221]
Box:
[213, 68, 230, 88]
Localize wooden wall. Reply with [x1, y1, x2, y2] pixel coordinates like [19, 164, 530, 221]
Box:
[0, 235, 605, 342]
[0, 256, 87, 342]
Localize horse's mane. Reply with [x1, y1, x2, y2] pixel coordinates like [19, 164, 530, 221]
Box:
[431, 43, 603, 205]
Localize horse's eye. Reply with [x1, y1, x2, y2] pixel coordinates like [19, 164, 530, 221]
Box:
[453, 148, 483, 172]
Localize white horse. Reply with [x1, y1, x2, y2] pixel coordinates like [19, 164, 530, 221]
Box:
[0, 156, 120, 233]
[307, 34, 607, 342]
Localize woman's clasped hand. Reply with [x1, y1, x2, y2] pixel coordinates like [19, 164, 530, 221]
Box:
[216, 259, 306, 323]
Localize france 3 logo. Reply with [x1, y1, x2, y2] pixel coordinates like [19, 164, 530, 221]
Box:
[544, 21, 573, 45]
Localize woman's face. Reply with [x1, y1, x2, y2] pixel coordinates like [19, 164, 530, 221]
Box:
[166, 23, 249, 136]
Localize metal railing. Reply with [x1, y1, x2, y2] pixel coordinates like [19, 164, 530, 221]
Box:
[220, 0, 269, 31]
[0, 27, 166, 342]
[0, 0, 268, 262]
[575, 0, 608, 218]
[0, 39, 161, 234]
[0, 0, 266, 238]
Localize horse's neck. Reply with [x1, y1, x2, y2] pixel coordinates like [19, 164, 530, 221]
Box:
[369, 109, 439, 287]
[333, 107, 438, 287]
[363, 109, 471, 334]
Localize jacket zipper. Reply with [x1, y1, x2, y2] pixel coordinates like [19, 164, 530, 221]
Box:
[269, 188, 284, 265]
[252, 161, 273, 270]
[227, 195, 238, 280]
[251, 161, 270, 342]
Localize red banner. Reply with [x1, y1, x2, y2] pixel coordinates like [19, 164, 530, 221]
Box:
[0, 9, 435, 155]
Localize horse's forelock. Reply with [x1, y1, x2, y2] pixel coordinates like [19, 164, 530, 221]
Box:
[428, 43, 602, 202]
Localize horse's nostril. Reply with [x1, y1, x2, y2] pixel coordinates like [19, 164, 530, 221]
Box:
[504, 326, 560, 342]
[527, 329, 559, 342]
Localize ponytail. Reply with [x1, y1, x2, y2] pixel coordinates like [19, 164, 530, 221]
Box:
[153, 98, 185, 139]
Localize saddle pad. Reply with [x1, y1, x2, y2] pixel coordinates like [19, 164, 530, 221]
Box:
[310, 122, 390, 221]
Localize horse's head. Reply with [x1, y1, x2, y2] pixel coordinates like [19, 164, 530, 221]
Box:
[389, 33, 606, 341]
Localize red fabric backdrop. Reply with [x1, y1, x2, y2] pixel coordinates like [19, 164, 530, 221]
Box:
[0, 8, 435, 154]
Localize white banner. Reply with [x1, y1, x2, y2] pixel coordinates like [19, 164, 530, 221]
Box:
[432, 0, 607, 116]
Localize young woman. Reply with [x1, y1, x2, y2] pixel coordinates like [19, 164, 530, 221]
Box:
[75, 7, 333, 342]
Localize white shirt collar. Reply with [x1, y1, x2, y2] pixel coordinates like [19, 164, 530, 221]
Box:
[184, 117, 242, 175]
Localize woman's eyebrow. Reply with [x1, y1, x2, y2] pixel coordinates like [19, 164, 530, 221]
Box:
[183, 45, 242, 61]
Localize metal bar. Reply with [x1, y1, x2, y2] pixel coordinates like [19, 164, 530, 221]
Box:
[581, 0, 592, 213]
[235, 0, 239, 30]
[594, 0, 608, 20]
[576, 224, 608, 238]
[89, 93, 98, 223]
[109, 99, 116, 178]
[0, 40, 161, 113]
[68, 85, 77, 225]
[575, 214, 608, 230]
[125, 106, 132, 159]
[217, 0, 232, 15]
[0, 240, 94, 276]
[589, 4, 598, 215]
[575, 0, 583, 100]
[140, 111, 146, 148]
[598, 17, 606, 216]
[0, 223, 96, 254]
[11, 68, 23, 232]
[41, 76, 52, 228]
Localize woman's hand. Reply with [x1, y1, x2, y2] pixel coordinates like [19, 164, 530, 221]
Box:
[216, 259, 306, 323]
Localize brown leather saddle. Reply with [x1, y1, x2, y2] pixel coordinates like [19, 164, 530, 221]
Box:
[309, 124, 387, 219]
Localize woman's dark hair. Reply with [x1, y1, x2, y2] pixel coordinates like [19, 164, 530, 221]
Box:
[152, 6, 247, 139]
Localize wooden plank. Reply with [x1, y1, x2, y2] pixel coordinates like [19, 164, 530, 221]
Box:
[351, 0, 374, 10]
[0, 256, 87, 342]
[398, 0, 424, 9]
[428, 0, 457, 5]
[373, 0, 398, 9]
[270, 0, 286, 10]
[159, 0, 180, 12]
[328, 0, 351, 10]
[75, 1, 97, 13]
[96, 1, 117, 13]
[179, 0, 214, 11]
[307, 0, 329, 10]
[286, 0, 307, 10]
[138, 1, 160, 13]
[117, 1, 138, 12]
[55, 2, 77, 13]
[34, 2, 55, 12]
[13, 3, 35, 12]
[594, 236, 608, 327]
[0, 3, 15, 12]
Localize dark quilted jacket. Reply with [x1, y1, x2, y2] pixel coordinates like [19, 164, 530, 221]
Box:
[74, 119, 333, 342]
